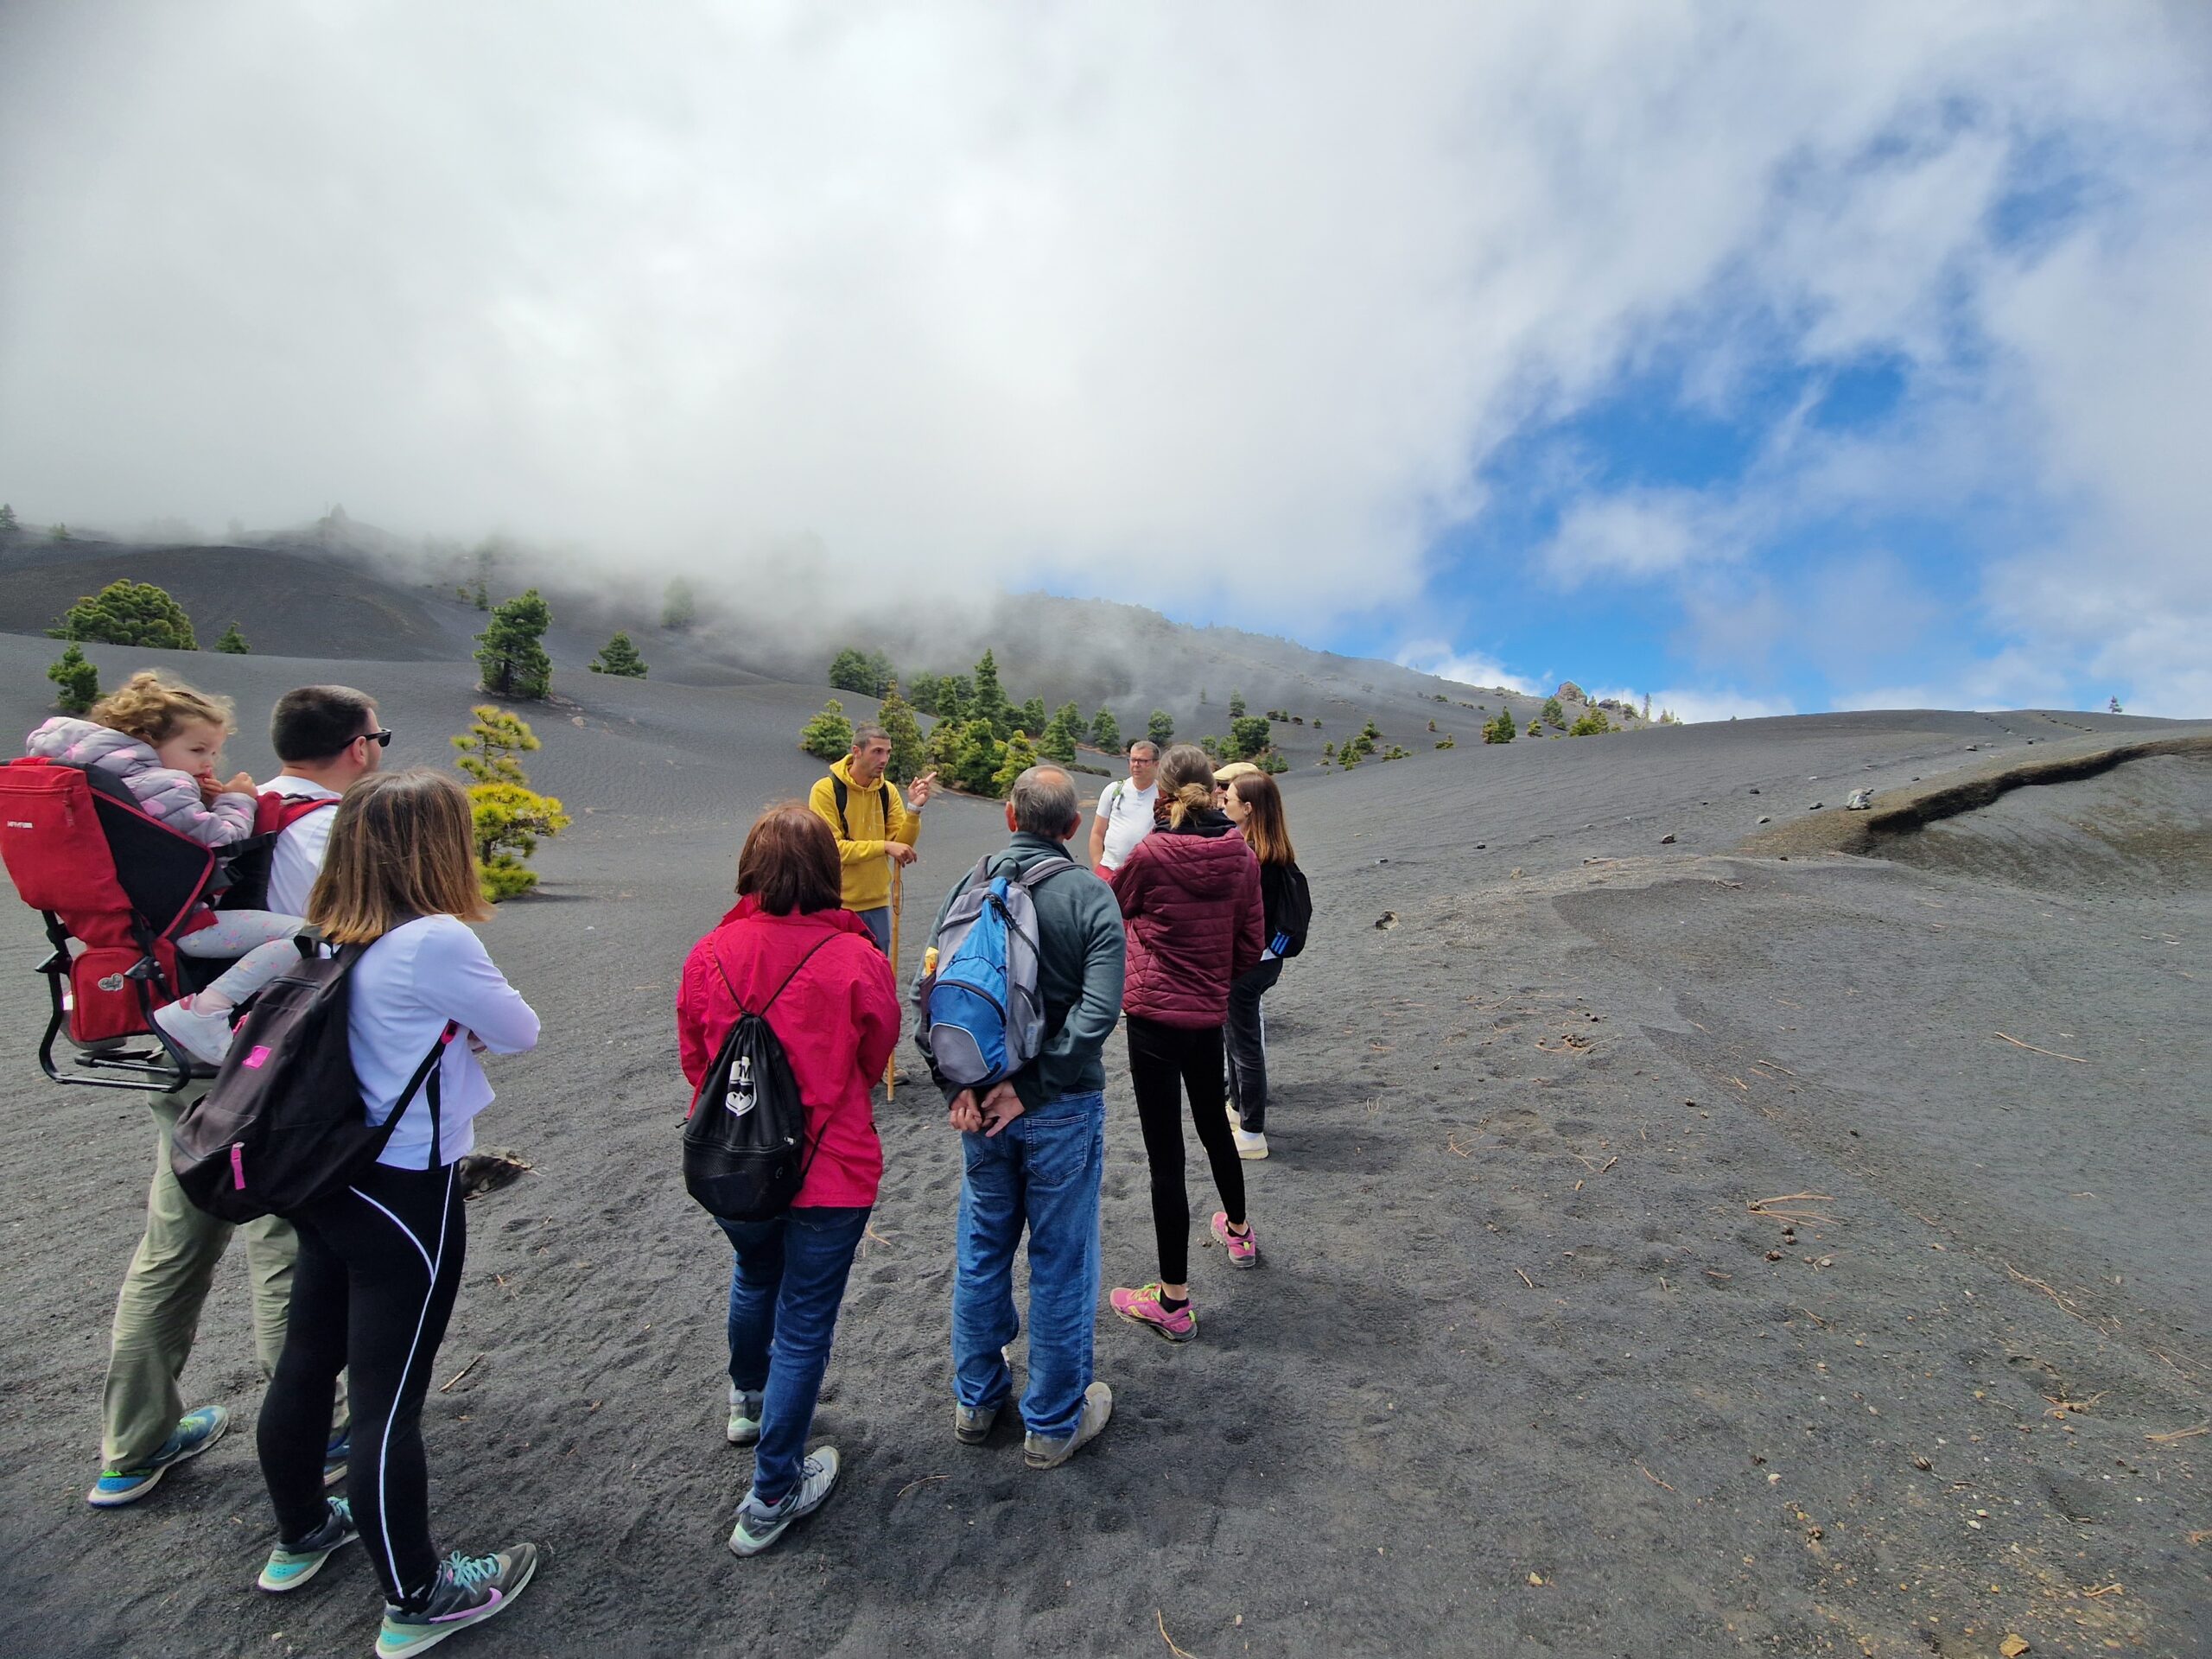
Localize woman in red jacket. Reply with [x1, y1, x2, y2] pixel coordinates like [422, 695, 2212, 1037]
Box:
[1105, 745, 1265, 1343]
[677, 804, 899, 1558]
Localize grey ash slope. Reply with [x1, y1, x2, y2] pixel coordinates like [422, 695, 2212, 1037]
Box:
[0, 587, 2204, 1654]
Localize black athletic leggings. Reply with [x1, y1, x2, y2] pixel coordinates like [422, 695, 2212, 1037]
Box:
[1127, 1014, 1245, 1286]
[258, 1160, 465, 1608]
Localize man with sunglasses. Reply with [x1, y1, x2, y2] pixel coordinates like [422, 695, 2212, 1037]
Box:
[259, 686, 388, 916]
[87, 685, 385, 1510]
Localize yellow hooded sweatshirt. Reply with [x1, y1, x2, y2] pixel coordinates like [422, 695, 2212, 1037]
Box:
[808, 755, 920, 912]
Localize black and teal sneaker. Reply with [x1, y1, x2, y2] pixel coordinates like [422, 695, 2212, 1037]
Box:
[86, 1405, 229, 1509]
[257, 1497, 357, 1592]
[374, 1543, 539, 1656]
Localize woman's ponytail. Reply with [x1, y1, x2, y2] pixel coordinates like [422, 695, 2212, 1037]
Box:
[1154, 745, 1217, 828]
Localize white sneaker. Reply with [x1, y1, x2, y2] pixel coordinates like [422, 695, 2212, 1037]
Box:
[152, 998, 235, 1067]
[1233, 1127, 1268, 1160]
[1024, 1382, 1113, 1470]
[728, 1446, 841, 1556]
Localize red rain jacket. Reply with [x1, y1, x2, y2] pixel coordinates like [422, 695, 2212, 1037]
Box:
[677, 899, 900, 1210]
[1107, 814, 1263, 1028]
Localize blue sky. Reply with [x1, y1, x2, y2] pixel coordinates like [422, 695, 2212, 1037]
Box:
[4, 3, 2208, 718]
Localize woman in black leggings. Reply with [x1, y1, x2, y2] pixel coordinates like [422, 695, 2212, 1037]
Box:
[251, 770, 541, 1657]
[1103, 745, 1264, 1343]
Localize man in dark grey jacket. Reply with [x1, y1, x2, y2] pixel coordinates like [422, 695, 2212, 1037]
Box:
[920, 765, 1126, 1470]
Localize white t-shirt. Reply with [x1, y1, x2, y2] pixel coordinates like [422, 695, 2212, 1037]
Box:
[349, 915, 540, 1170]
[1095, 779, 1160, 871]
[258, 774, 341, 918]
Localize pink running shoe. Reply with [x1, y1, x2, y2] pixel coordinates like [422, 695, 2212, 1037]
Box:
[1211, 1212, 1258, 1268]
[1109, 1283, 1197, 1344]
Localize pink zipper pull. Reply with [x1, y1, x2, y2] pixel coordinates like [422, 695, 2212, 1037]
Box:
[231, 1144, 246, 1190]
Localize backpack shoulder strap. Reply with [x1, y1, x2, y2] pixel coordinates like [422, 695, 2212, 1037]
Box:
[830, 775, 851, 839]
[1013, 855, 1080, 892]
[879, 781, 894, 826]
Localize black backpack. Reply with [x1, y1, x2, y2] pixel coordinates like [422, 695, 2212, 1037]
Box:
[170, 941, 455, 1223]
[1269, 861, 1313, 959]
[683, 937, 832, 1224]
[830, 775, 894, 840]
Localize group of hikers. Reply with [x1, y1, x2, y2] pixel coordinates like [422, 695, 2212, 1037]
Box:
[20, 680, 1306, 1656]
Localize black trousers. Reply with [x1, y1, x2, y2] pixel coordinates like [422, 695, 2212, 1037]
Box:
[1127, 1015, 1245, 1285]
[258, 1160, 465, 1608]
[1224, 958, 1283, 1131]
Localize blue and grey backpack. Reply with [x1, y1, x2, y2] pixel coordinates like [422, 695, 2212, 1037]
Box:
[915, 854, 1077, 1088]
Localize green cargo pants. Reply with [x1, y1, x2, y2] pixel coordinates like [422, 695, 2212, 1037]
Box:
[100, 1092, 346, 1471]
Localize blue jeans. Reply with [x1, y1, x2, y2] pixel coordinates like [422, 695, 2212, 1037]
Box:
[715, 1205, 871, 1503]
[951, 1091, 1105, 1440]
[853, 906, 891, 955]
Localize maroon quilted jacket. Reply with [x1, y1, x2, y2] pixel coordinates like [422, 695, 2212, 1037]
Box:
[1107, 811, 1263, 1028]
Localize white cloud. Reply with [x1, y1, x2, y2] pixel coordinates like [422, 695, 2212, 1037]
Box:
[1395, 640, 1538, 696]
[1648, 688, 1797, 725]
[0, 0, 2202, 702]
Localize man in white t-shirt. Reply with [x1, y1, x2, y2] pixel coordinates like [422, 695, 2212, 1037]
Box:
[1087, 741, 1160, 873]
[87, 683, 385, 1509]
[261, 684, 388, 915]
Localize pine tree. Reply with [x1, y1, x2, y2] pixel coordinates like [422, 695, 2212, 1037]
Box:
[1017, 696, 1047, 740]
[829, 648, 876, 696]
[451, 707, 569, 899]
[1483, 709, 1516, 745]
[1228, 690, 1246, 720]
[474, 589, 553, 699]
[214, 621, 251, 654]
[473, 580, 488, 611]
[992, 731, 1039, 798]
[48, 643, 99, 714]
[662, 578, 696, 630]
[878, 687, 926, 783]
[49, 580, 197, 649]
[49, 524, 70, 543]
[941, 718, 1005, 795]
[906, 671, 945, 715]
[590, 631, 648, 677]
[1039, 702, 1083, 763]
[1147, 709, 1174, 747]
[1228, 714, 1272, 760]
[0, 503, 17, 533]
[1541, 696, 1564, 728]
[1090, 708, 1121, 752]
[971, 650, 1013, 737]
[798, 698, 855, 760]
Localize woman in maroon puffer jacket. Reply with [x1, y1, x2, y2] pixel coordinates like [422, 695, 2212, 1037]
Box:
[1103, 744, 1264, 1343]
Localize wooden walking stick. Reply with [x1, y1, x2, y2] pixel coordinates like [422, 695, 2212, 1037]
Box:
[883, 858, 902, 1097]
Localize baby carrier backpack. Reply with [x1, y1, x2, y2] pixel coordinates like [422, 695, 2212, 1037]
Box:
[914, 854, 1077, 1088]
[169, 941, 456, 1223]
[683, 937, 833, 1224]
[0, 757, 223, 1090]
[216, 791, 339, 912]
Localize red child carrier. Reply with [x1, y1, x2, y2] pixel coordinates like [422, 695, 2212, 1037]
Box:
[0, 759, 334, 1092]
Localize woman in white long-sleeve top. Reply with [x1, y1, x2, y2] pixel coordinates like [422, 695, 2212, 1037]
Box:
[251, 769, 543, 1658]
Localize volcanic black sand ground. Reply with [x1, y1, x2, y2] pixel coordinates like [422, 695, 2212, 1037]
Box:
[0, 629, 2205, 1659]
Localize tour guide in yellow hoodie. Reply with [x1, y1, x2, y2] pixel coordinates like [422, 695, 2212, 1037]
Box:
[806, 725, 938, 954]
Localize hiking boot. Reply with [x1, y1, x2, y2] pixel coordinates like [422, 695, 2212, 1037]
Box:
[323, 1429, 351, 1486]
[725, 1385, 763, 1446]
[87, 1405, 229, 1507]
[954, 1402, 999, 1446]
[1232, 1126, 1268, 1160]
[1211, 1211, 1259, 1268]
[152, 996, 236, 1067]
[1024, 1382, 1113, 1470]
[257, 1497, 357, 1592]
[1109, 1284, 1197, 1344]
[728, 1446, 841, 1558]
[374, 1544, 539, 1656]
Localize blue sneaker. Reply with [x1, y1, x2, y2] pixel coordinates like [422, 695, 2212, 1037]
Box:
[257, 1497, 357, 1592]
[323, 1429, 351, 1487]
[375, 1544, 539, 1656]
[87, 1405, 229, 1508]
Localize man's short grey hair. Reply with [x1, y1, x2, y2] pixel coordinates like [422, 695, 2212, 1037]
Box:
[1010, 766, 1080, 838]
[1128, 740, 1159, 760]
[850, 722, 888, 747]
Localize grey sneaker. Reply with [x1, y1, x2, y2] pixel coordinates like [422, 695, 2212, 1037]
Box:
[728, 1446, 841, 1557]
[954, 1402, 999, 1445]
[1024, 1382, 1113, 1470]
[257, 1497, 357, 1592]
[725, 1385, 763, 1446]
[374, 1543, 538, 1656]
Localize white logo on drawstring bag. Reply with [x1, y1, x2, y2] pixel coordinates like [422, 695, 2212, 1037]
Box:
[723, 1052, 757, 1117]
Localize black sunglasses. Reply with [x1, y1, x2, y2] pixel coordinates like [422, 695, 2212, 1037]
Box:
[361, 728, 393, 748]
